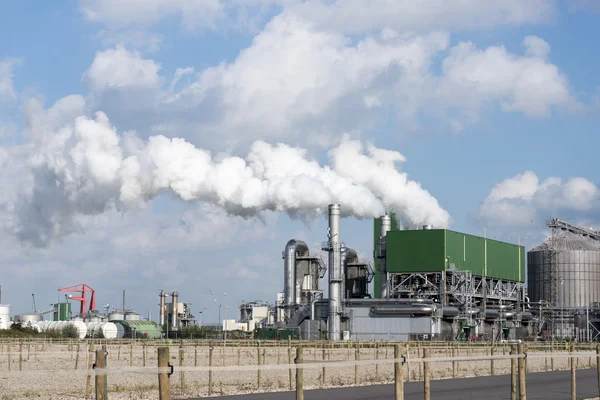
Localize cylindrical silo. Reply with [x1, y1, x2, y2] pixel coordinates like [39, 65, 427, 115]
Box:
[528, 229, 600, 308]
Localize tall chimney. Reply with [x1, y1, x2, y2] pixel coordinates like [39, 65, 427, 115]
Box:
[171, 290, 179, 328]
[159, 290, 165, 326]
[327, 204, 342, 341]
[379, 215, 391, 298]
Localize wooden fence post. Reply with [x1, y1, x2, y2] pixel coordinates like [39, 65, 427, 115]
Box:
[85, 342, 94, 397]
[19, 340, 22, 371]
[209, 342, 214, 396]
[179, 343, 185, 392]
[511, 345, 517, 400]
[75, 343, 80, 369]
[490, 347, 495, 376]
[321, 344, 326, 389]
[158, 347, 171, 400]
[95, 347, 107, 400]
[288, 338, 293, 390]
[394, 344, 404, 400]
[423, 348, 430, 400]
[596, 344, 600, 399]
[257, 343, 262, 389]
[354, 343, 360, 385]
[296, 346, 304, 400]
[570, 342, 576, 400]
[452, 346, 457, 378]
[518, 343, 526, 400]
[375, 343, 379, 382]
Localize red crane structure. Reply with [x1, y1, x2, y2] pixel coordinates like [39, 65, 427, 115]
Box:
[58, 284, 96, 317]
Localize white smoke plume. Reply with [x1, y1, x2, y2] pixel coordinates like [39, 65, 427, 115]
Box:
[4, 111, 450, 247]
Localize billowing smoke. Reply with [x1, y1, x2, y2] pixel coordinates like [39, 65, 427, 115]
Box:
[5, 111, 450, 247]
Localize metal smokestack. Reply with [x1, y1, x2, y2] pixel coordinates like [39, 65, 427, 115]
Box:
[379, 215, 391, 298]
[171, 290, 179, 328]
[159, 290, 166, 326]
[327, 204, 342, 341]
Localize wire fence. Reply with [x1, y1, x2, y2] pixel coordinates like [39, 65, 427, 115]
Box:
[0, 339, 598, 399]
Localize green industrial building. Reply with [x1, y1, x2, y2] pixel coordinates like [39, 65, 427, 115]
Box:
[374, 214, 525, 300]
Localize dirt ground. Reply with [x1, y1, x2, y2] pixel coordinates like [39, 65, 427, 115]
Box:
[0, 341, 593, 399]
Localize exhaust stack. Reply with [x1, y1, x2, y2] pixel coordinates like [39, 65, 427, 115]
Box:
[326, 204, 343, 341]
[159, 290, 166, 326]
[171, 290, 179, 328]
[379, 215, 391, 298]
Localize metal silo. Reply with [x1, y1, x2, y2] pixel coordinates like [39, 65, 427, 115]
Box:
[528, 220, 600, 309]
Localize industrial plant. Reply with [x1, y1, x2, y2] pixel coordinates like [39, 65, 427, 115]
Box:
[250, 205, 600, 342]
[1, 205, 600, 343]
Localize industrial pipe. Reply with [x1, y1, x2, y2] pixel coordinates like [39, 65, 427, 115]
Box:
[370, 306, 434, 315]
[327, 204, 342, 341]
[343, 247, 358, 299]
[379, 215, 391, 298]
[283, 239, 309, 311]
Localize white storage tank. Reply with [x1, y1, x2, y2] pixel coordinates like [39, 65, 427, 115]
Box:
[108, 312, 124, 321]
[124, 312, 140, 321]
[0, 305, 10, 330]
[72, 321, 87, 339]
[88, 322, 118, 339]
[16, 313, 43, 325]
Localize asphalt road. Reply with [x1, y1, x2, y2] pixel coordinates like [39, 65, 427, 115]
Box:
[189, 369, 600, 400]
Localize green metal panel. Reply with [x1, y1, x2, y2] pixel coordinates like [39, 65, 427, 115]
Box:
[385, 229, 445, 272]
[53, 303, 71, 321]
[486, 238, 525, 282]
[372, 219, 525, 282]
[445, 231, 486, 276]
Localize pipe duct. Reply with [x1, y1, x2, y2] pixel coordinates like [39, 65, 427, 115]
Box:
[370, 306, 434, 315]
[283, 239, 309, 310]
[327, 204, 342, 341]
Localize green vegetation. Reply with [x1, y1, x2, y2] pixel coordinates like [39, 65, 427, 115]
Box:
[0, 322, 75, 339]
[61, 324, 80, 339]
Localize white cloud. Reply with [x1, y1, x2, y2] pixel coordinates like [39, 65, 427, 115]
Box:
[436, 39, 576, 120]
[84, 45, 161, 91]
[79, 0, 225, 31]
[523, 35, 551, 59]
[2, 100, 450, 247]
[83, 24, 577, 147]
[0, 58, 22, 103]
[479, 171, 600, 227]
[80, 0, 555, 35]
[292, 0, 555, 35]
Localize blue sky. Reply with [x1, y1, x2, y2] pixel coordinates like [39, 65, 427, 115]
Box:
[0, 0, 599, 322]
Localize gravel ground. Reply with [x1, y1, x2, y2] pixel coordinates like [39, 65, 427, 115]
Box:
[0, 341, 593, 399]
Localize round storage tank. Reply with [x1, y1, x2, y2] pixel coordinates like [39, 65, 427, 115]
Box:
[88, 316, 101, 324]
[71, 321, 87, 339]
[16, 313, 43, 324]
[108, 312, 124, 321]
[98, 322, 118, 339]
[124, 312, 140, 321]
[528, 229, 600, 308]
[0, 305, 10, 330]
[115, 322, 125, 339]
[72, 316, 84, 322]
